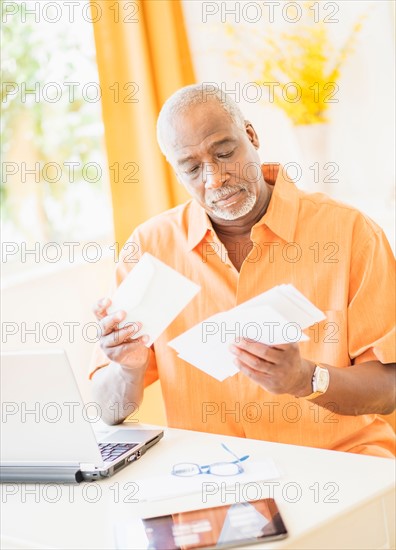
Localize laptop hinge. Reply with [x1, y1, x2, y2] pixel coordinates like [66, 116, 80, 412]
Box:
[80, 463, 99, 471]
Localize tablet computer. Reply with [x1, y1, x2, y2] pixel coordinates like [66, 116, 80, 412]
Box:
[114, 498, 288, 549]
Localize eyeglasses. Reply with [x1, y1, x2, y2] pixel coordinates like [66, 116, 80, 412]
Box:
[171, 443, 250, 477]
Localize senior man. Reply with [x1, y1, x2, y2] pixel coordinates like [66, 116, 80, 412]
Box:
[91, 84, 395, 457]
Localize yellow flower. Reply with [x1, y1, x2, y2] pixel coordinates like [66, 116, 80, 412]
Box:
[222, 7, 365, 125]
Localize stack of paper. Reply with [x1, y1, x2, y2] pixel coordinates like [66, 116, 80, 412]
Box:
[168, 285, 326, 381]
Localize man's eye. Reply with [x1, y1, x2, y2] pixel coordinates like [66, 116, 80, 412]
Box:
[186, 165, 200, 175]
[218, 150, 234, 159]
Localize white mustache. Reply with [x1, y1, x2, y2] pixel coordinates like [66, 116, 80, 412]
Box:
[207, 184, 246, 206]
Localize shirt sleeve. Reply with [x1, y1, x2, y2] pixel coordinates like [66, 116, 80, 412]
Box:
[88, 231, 159, 387]
[348, 220, 396, 365]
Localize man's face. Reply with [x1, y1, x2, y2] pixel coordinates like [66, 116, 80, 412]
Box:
[167, 101, 265, 223]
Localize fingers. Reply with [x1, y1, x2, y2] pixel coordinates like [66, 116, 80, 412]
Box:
[101, 322, 144, 349]
[231, 347, 272, 375]
[229, 340, 299, 376]
[100, 330, 150, 370]
[98, 310, 126, 337]
[93, 298, 150, 369]
[94, 300, 138, 343]
[272, 342, 299, 352]
[236, 364, 272, 386]
[230, 339, 304, 395]
[93, 297, 112, 320]
[231, 339, 286, 364]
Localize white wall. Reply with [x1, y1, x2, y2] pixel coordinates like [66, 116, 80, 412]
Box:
[1, 258, 114, 404]
[182, 0, 395, 250]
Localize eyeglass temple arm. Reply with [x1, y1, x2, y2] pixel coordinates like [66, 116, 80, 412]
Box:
[221, 443, 249, 462]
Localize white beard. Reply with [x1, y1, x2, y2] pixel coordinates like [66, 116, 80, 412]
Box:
[208, 188, 256, 220]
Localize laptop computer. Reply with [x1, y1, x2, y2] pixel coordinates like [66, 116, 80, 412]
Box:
[0, 349, 163, 483]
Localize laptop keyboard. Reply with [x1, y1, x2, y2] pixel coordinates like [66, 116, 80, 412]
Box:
[99, 442, 138, 463]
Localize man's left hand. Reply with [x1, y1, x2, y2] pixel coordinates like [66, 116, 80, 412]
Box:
[230, 339, 315, 397]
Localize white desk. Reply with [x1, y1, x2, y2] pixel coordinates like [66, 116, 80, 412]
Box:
[1, 424, 395, 550]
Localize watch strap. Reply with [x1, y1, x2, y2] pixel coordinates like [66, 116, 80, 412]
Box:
[305, 390, 323, 400]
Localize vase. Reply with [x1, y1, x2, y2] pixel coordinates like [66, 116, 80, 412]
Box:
[294, 123, 329, 193]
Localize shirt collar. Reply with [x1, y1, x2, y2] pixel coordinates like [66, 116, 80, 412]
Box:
[187, 198, 213, 251]
[187, 163, 300, 251]
[252, 163, 300, 243]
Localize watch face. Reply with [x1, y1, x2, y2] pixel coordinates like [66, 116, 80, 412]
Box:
[317, 368, 329, 392]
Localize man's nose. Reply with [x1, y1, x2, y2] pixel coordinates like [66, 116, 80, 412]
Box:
[203, 162, 228, 189]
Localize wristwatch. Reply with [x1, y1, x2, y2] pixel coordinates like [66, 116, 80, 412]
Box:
[305, 364, 330, 400]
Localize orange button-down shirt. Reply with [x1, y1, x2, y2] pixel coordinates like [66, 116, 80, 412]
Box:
[91, 165, 395, 457]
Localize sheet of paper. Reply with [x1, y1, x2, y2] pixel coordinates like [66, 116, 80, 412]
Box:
[173, 306, 310, 381]
[132, 459, 280, 502]
[168, 285, 325, 381]
[107, 253, 200, 346]
[178, 346, 239, 382]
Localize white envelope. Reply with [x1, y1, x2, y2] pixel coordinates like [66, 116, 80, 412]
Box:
[107, 253, 200, 346]
[168, 285, 325, 382]
[233, 284, 325, 329]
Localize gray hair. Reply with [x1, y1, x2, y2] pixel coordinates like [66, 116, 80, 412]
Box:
[156, 83, 246, 162]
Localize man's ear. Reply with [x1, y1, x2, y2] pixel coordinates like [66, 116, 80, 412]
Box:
[245, 121, 260, 149]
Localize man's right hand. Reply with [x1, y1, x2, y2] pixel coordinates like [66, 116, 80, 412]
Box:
[93, 297, 150, 370]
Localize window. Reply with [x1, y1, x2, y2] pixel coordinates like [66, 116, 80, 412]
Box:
[1, 0, 113, 279]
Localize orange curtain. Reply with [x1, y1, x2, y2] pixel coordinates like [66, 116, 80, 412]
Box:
[91, 0, 195, 247]
[90, 0, 195, 425]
